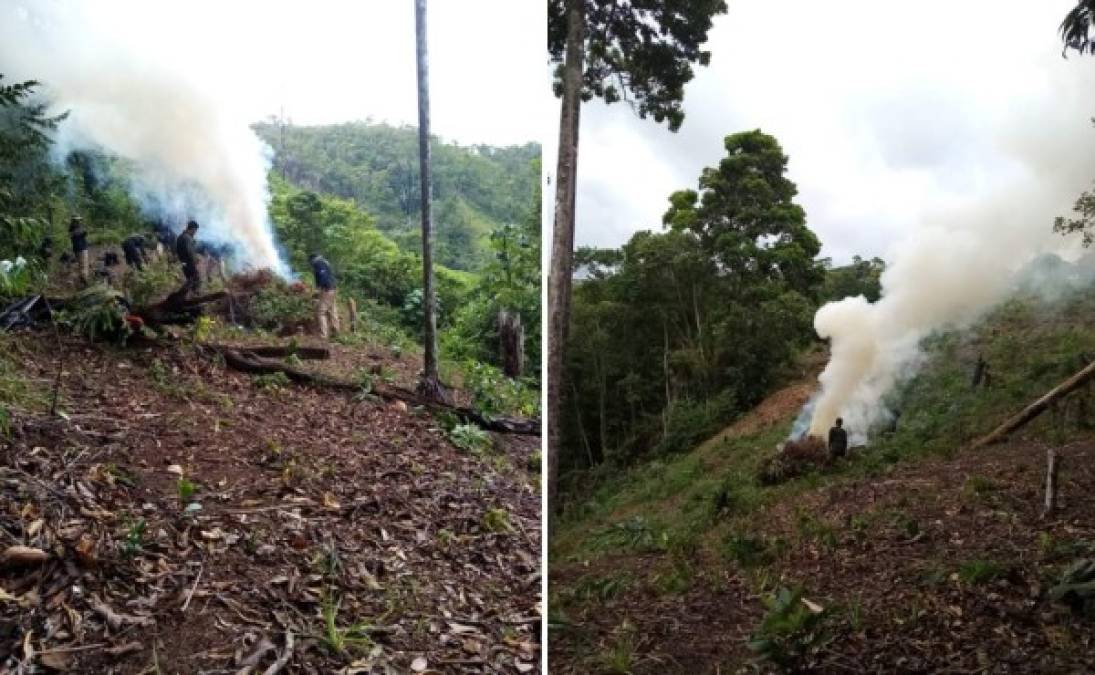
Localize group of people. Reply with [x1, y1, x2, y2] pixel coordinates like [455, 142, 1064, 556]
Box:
[64, 215, 343, 340]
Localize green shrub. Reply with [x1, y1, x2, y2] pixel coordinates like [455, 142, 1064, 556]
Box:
[57, 284, 132, 343]
[125, 256, 179, 306]
[462, 360, 539, 418]
[749, 586, 828, 667]
[958, 560, 1004, 585]
[448, 423, 492, 455]
[250, 284, 313, 332]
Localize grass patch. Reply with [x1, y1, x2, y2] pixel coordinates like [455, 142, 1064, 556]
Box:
[958, 559, 1004, 585]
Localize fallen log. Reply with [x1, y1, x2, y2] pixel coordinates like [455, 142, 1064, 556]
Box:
[971, 359, 1095, 448]
[203, 343, 330, 360]
[208, 347, 539, 435]
[132, 291, 231, 327]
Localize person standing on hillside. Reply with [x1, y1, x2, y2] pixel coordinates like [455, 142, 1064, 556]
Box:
[68, 216, 89, 284]
[174, 220, 201, 299]
[828, 417, 848, 459]
[309, 253, 340, 339]
[122, 233, 149, 270]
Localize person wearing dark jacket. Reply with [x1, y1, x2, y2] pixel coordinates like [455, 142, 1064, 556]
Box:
[122, 234, 148, 270]
[828, 418, 848, 459]
[69, 216, 89, 283]
[309, 253, 339, 339]
[174, 220, 201, 297]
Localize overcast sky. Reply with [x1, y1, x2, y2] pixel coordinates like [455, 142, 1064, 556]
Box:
[545, 0, 1095, 264]
[11, 0, 547, 148]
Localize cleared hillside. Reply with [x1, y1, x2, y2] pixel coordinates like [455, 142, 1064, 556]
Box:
[549, 290, 1095, 673]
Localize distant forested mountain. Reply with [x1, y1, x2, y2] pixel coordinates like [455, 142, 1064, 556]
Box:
[252, 121, 540, 272]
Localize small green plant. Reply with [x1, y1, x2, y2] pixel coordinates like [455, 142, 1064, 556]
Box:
[748, 586, 827, 668]
[482, 507, 513, 533]
[121, 517, 146, 558]
[448, 423, 492, 455]
[190, 315, 215, 344]
[963, 474, 997, 497]
[596, 624, 637, 674]
[176, 477, 196, 504]
[253, 372, 291, 391]
[0, 406, 10, 438]
[319, 592, 374, 655]
[568, 573, 633, 605]
[149, 358, 169, 386]
[594, 516, 663, 552]
[527, 449, 542, 473]
[284, 353, 303, 367]
[723, 532, 778, 569]
[958, 559, 1003, 585]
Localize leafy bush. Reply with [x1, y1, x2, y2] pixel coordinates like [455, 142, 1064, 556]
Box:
[57, 284, 132, 343]
[1049, 559, 1095, 617]
[462, 361, 539, 418]
[749, 586, 828, 667]
[125, 256, 179, 305]
[648, 392, 737, 458]
[249, 283, 314, 332]
[0, 256, 37, 298]
[448, 423, 492, 455]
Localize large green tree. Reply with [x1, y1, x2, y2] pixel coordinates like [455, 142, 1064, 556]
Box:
[546, 0, 727, 515]
[557, 130, 823, 506]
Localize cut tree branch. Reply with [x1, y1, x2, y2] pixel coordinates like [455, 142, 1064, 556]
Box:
[203, 346, 540, 436]
[970, 359, 1095, 448]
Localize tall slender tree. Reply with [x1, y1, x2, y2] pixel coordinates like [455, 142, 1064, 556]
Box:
[546, 0, 728, 515]
[414, 0, 443, 401]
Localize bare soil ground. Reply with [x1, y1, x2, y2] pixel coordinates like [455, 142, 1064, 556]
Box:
[550, 395, 1095, 673]
[0, 331, 540, 674]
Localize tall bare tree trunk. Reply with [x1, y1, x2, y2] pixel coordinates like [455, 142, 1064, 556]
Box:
[414, 0, 443, 401]
[548, 0, 585, 519]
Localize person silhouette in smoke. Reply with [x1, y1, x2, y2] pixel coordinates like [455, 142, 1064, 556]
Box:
[828, 417, 848, 459]
[170, 220, 201, 302]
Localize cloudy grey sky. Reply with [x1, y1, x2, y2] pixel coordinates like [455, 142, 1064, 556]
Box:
[9, 0, 547, 148]
[545, 0, 1095, 264]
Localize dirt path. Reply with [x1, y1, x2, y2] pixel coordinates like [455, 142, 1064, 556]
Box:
[1, 333, 540, 673]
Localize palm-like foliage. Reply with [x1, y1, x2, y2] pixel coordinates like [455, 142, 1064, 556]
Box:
[1061, 1, 1095, 55]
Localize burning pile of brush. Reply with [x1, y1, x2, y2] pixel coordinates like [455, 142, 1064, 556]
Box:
[758, 435, 830, 485]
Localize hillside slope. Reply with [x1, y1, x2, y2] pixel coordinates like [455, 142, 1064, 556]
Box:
[550, 291, 1095, 673]
[252, 121, 540, 272]
[0, 324, 540, 673]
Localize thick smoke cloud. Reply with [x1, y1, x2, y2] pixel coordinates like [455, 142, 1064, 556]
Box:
[806, 60, 1095, 438]
[0, 1, 289, 275]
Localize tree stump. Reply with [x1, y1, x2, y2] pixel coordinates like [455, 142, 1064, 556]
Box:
[348, 298, 358, 334]
[498, 310, 524, 378]
[1044, 447, 1061, 518]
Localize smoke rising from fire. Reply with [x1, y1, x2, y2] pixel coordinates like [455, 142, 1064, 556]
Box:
[806, 61, 1095, 439]
[0, 2, 289, 276]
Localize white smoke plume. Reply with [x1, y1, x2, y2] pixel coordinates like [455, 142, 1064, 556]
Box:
[0, 1, 289, 276]
[806, 58, 1095, 439]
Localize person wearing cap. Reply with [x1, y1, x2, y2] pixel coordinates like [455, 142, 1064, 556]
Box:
[174, 220, 201, 298]
[68, 216, 89, 284]
[828, 417, 848, 459]
[309, 253, 339, 339]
